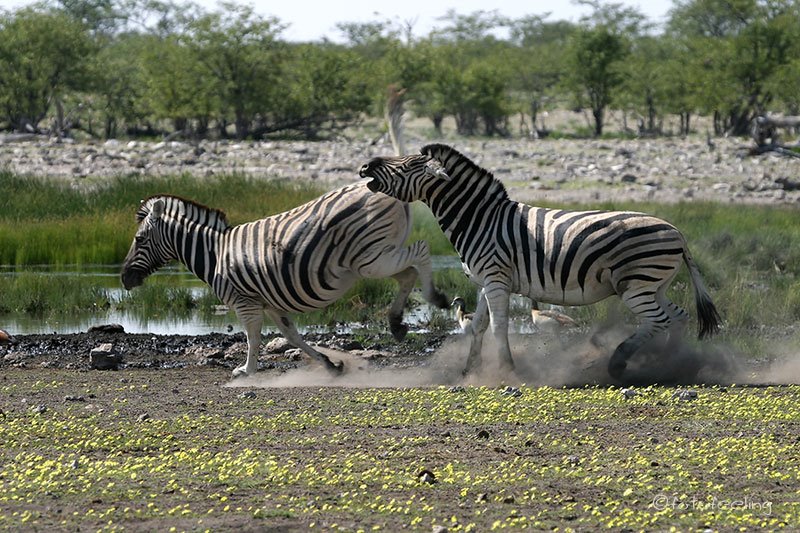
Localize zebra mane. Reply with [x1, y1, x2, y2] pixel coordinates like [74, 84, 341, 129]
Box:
[420, 143, 509, 201]
[137, 195, 230, 232]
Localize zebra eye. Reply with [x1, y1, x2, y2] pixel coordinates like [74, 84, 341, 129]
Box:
[135, 235, 145, 245]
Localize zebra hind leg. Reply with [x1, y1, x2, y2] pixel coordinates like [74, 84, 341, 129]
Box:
[388, 267, 418, 340]
[607, 289, 672, 380]
[269, 311, 344, 375]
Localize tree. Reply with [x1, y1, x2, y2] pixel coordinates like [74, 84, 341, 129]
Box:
[566, 25, 628, 136]
[186, 3, 285, 139]
[0, 8, 94, 133]
[266, 44, 371, 138]
[508, 17, 574, 135]
[668, 0, 800, 135]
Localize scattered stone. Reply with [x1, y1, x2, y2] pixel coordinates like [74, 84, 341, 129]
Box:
[565, 455, 580, 466]
[418, 469, 437, 484]
[89, 343, 121, 370]
[621, 388, 639, 399]
[32, 404, 47, 414]
[501, 386, 522, 398]
[137, 413, 150, 422]
[239, 391, 257, 399]
[476, 493, 489, 503]
[64, 395, 86, 402]
[88, 324, 125, 334]
[672, 389, 699, 401]
[432, 526, 448, 533]
[502, 494, 516, 504]
[620, 173, 638, 183]
[476, 429, 491, 439]
[448, 386, 466, 393]
[337, 339, 364, 351]
[264, 337, 293, 354]
[185, 345, 225, 360]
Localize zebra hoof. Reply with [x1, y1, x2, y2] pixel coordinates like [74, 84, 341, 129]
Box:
[231, 366, 252, 379]
[390, 322, 409, 341]
[326, 360, 345, 376]
[607, 358, 627, 380]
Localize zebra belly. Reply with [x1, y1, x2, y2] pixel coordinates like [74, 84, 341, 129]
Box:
[514, 267, 617, 306]
[219, 264, 356, 313]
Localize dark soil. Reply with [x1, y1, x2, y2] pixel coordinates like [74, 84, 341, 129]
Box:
[0, 329, 448, 374]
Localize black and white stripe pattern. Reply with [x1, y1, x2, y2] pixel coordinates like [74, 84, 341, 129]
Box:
[360, 143, 721, 379]
[121, 182, 448, 377]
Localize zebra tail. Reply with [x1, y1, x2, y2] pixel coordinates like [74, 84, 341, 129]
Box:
[683, 250, 722, 339]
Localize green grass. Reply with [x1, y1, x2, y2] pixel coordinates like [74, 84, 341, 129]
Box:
[0, 273, 110, 315]
[0, 171, 326, 265]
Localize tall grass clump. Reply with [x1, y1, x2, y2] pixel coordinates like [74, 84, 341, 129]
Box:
[0, 273, 110, 315]
[0, 171, 325, 266]
[115, 278, 199, 317]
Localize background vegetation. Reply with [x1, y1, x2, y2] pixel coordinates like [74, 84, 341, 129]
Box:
[1, 0, 799, 140]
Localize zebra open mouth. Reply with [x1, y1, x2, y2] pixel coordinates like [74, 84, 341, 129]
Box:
[365, 179, 379, 192]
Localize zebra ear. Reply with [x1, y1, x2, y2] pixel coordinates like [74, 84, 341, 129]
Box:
[149, 199, 165, 220]
[425, 158, 451, 181]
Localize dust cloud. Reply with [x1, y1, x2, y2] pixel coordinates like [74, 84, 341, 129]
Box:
[227, 327, 800, 389]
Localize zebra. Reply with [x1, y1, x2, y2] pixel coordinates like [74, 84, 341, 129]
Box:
[121, 182, 449, 378]
[359, 143, 721, 380]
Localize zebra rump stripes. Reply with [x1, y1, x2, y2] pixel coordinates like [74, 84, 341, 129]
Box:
[360, 144, 721, 380]
[121, 182, 448, 377]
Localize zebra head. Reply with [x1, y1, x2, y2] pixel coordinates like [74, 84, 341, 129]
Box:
[360, 149, 451, 202]
[121, 197, 173, 290]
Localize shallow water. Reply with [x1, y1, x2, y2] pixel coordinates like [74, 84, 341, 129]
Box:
[1, 258, 551, 336]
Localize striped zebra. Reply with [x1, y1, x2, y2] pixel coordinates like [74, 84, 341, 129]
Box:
[121, 182, 449, 377]
[360, 144, 721, 380]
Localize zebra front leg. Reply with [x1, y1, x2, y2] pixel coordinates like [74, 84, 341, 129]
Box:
[464, 291, 489, 375]
[388, 267, 418, 340]
[268, 311, 344, 375]
[359, 241, 448, 309]
[232, 306, 264, 378]
[484, 286, 515, 374]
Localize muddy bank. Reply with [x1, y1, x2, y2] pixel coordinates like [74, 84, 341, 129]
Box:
[0, 328, 448, 374]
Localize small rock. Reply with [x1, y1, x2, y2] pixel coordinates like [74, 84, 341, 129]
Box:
[620, 173, 637, 183]
[621, 388, 638, 399]
[264, 337, 293, 353]
[137, 413, 150, 422]
[672, 389, 698, 401]
[89, 343, 121, 370]
[432, 526, 448, 533]
[32, 404, 47, 415]
[64, 395, 86, 402]
[239, 391, 257, 399]
[418, 469, 436, 484]
[88, 324, 125, 334]
[476, 429, 491, 439]
[501, 386, 522, 397]
[448, 386, 466, 393]
[476, 492, 489, 503]
[565, 455, 580, 466]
